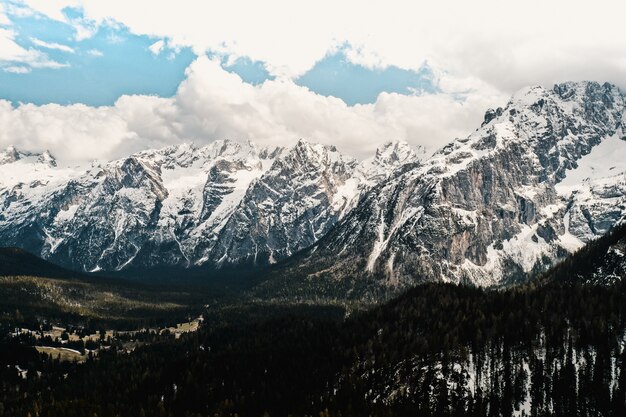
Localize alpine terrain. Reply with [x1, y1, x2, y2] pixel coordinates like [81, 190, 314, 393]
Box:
[1, 81, 625, 293]
[286, 81, 626, 289]
[0, 139, 421, 273]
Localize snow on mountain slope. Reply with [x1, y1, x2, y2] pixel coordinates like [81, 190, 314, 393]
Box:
[332, 140, 423, 218]
[555, 134, 626, 193]
[0, 141, 271, 271]
[151, 141, 268, 266]
[555, 133, 626, 242]
[0, 139, 420, 272]
[0, 147, 88, 253]
[5, 81, 622, 287]
[200, 139, 421, 266]
[283, 81, 626, 289]
[0, 147, 76, 189]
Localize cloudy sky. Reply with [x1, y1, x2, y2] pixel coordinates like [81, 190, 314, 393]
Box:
[0, 0, 624, 163]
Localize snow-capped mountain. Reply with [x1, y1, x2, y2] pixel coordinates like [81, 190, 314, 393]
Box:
[284, 81, 626, 288]
[0, 146, 57, 167]
[0, 139, 420, 272]
[2, 81, 624, 288]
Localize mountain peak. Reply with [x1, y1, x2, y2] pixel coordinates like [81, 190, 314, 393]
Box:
[287, 139, 352, 168]
[199, 140, 264, 172]
[355, 140, 421, 185]
[0, 145, 23, 164]
[2, 82, 624, 282]
[374, 140, 419, 163]
[37, 150, 57, 167]
[507, 81, 623, 111]
[283, 80, 626, 291]
[0, 145, 58, 167]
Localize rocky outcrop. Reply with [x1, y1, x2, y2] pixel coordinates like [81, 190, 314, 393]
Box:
[286, 82, 626, 288]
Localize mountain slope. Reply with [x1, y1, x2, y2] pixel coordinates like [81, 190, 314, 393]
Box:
[0, 247, 82, 279]
[2, 81, 624, 286]
[0, 140, 420, 272]
[201, 140, 420, 266]
[537, 222, 626, 285]
[277, 81, 626, 290]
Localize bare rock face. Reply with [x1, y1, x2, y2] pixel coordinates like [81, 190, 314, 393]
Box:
[287, 82, 626, 288]
[200, 140, 358, 266]
[0, 139, 419, 272]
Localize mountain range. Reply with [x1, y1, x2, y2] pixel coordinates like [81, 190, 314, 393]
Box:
[1, 81, 625, 291]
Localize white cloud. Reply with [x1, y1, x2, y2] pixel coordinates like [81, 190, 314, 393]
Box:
[30, 37, 75, 53]
[73, 22, 97, 41]
[3, 65, 31, 74]
[4, 1, 623, 165]
[86, 48, 103, 57]
[0, 99, 140, 163]
[0, 3, 11, 25]
[2, 3, 35, 19]
[148, 39, 165, 55]
[0, 56, 505, 164]
[0, 28, 69, 70]
[16, 0, 626, 92]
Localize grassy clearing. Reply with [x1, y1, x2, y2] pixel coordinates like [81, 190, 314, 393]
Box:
[0, 274, 219, 329]
[35, 346, 87, 362]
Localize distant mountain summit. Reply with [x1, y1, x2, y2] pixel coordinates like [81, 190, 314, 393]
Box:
[0, 145, 57, 167]
[1, 81, 625, 293]
[0, 138, 420, 272]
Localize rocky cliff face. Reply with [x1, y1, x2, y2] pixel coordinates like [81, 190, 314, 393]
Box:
[192, 139, 421, 267]
[0, 141, 272, 271]
[0, 139, 419, 272]
[287, 82, 626, 288]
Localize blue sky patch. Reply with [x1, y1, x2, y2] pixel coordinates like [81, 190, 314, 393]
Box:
[0, 5, 438, 107]
[0, 5, 195, 106]
[221, 56, 275, 85]
[296, 50, 439, 105]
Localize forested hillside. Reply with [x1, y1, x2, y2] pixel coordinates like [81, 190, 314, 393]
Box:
[1, 278, 625, 416]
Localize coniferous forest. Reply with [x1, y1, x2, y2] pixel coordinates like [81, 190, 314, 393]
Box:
[1, 276, 626, 416]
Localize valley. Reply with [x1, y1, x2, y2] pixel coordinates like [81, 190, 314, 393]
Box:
[0, 81, 625, 416]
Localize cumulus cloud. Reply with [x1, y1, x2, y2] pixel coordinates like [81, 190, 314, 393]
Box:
[4, 1, 623, 164]
[0, 100, 137, 162]
[0, 56, 505, 164]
